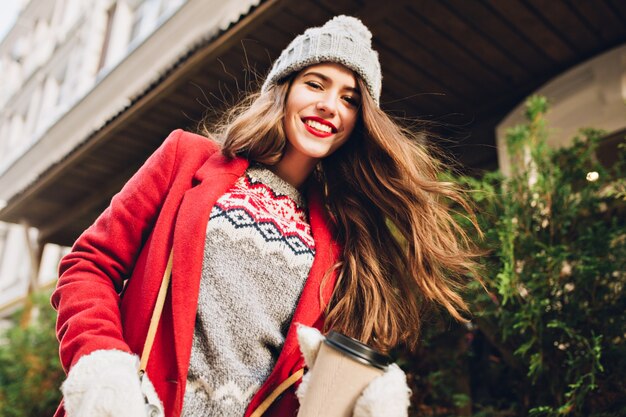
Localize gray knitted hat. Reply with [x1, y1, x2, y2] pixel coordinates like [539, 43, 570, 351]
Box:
[261, 15, 382, 106]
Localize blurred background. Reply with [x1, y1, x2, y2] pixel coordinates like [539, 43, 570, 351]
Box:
[0, 0, 624, 416]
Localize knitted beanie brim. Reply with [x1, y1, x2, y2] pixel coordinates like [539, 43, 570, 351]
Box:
[262, 15, 382, 106]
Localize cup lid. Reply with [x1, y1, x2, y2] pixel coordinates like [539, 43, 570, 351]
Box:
[324, 331, 390, 370]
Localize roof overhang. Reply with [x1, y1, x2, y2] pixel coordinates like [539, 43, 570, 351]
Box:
[1, 0, 625, 246]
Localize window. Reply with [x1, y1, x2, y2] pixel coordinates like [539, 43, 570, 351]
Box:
[0, 119, 9, 158]
[55, 63, 68, 106]
[38, 76, 61, 133]
[129, 0, 161, 45]
[8, 114, 24, 149]
[129, 2, 145, 43]
[0, 225, 7, 282]
[97, 3, 117, 72]
[159, 0, 184, 18]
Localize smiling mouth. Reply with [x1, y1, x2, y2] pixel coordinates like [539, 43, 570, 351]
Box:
[302, 118, 337, 138]
[305, 119, 333, 133]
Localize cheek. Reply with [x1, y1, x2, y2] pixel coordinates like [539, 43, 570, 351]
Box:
[336, 117, 358, 150]
[342, 111, 358, 137]
[285, 86, 307, 116]
[283, 98, 297, 128]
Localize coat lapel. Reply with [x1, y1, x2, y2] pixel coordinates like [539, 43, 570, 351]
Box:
[170, 152, 248, 393]
[245, 183, 341, 417]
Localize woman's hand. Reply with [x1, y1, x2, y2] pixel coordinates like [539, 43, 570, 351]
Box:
[296, 325, 411, 417]
[352, 363, 411, 417]
[62, 350, 164, 417]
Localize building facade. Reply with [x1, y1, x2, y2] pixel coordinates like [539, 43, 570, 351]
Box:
[0, 0, 258, 315]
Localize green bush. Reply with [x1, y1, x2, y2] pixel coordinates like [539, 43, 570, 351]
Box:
[401, 96, 626, 416]
[0, 291, 64, 417]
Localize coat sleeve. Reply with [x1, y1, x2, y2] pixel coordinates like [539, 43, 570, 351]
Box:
[51, 129, 184, 372]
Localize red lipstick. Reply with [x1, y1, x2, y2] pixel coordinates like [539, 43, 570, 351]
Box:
[301, 116, 337, 138]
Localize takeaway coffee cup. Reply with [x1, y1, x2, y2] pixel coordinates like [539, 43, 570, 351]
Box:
[297, 331, 390, 417]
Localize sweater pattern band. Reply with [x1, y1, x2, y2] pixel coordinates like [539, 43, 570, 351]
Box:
[209, 174, 314, 257]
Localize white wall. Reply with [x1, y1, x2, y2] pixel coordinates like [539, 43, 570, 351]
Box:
[496, 43, 626, 174]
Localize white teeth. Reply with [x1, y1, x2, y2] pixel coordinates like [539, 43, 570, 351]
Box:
[304, 119, 332, 133]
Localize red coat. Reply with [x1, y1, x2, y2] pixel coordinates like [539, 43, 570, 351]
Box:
[52, 129, 341, 417]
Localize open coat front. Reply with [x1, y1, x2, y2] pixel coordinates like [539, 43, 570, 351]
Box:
[52, 129, 341, 417]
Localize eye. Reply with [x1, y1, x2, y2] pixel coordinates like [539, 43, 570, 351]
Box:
[305, 81, 323, 90]
[342, 95, 360, 107]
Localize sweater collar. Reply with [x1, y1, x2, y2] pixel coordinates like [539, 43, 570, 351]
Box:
[246, 164, 306, 209]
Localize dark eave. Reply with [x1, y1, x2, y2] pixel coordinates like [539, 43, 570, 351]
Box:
[2, 0, 626, 246]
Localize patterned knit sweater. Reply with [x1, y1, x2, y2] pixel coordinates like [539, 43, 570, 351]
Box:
[180, 165, 315, 417]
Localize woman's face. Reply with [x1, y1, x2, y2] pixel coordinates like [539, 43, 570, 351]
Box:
[282, 62, 360, 169]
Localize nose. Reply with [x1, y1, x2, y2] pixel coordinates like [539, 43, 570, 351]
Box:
[315, 94, 337, 116]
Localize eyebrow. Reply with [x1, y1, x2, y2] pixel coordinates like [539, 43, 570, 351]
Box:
[301, 71, 361, 95]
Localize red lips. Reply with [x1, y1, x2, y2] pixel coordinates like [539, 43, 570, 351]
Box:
[301, 116, 337, 138]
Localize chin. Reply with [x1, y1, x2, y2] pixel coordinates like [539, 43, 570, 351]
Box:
[302, 146, 334, 160]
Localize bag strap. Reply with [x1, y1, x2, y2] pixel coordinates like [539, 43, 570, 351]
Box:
[249, 368, 304, 417]
[139, 249, 174, 375]
[135, 248, 302, 415]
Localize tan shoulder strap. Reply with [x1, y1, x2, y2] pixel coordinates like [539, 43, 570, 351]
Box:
[136, 248, 302, 415]
[139, 249, 174, 374]
[249, 368, 305, 417]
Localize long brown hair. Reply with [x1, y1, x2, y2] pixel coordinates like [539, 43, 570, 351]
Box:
[202, 74, 481, 352]
[208, 83, 290, 164]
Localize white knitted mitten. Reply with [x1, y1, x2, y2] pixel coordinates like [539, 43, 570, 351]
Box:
[295, 325, 411, 417]
[61, 349, 164, 417]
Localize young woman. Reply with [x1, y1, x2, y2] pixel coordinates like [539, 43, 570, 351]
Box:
[52, 15, 480, 417]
